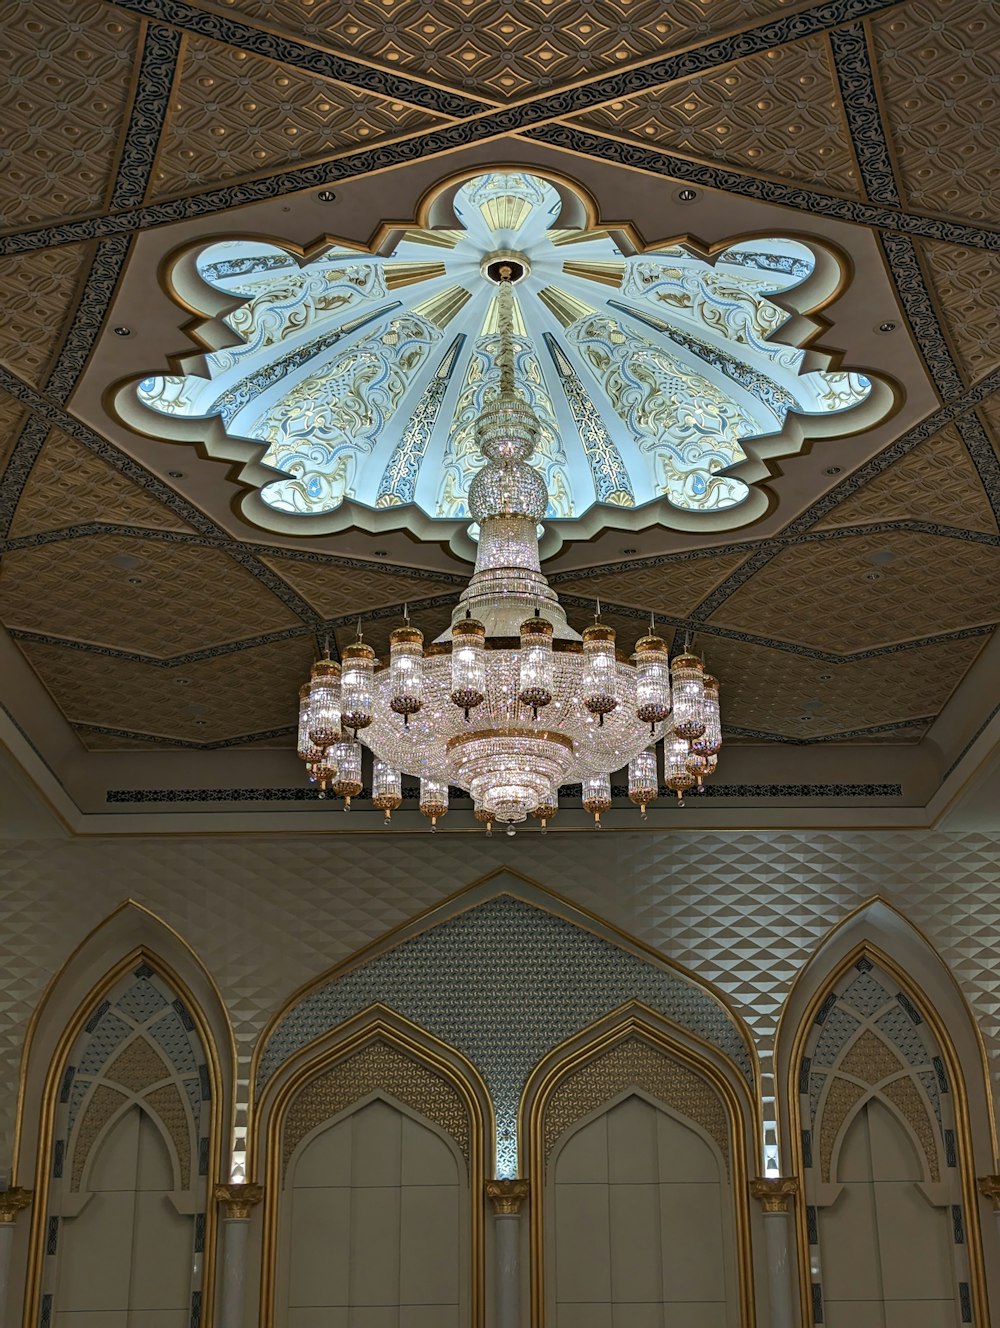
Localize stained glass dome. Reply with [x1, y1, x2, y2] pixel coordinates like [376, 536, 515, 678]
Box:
[132, 170, 875, 542]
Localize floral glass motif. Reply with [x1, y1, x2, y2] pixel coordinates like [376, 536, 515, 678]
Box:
[137, 171, 870, 527]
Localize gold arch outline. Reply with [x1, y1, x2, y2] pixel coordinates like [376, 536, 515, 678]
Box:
[104, 161, 901, 556]
[522, 1012, 757, 1328]
[256, 1013, 488, 1328]
[20, 941, 226, 1328]
[782, 936, 991, 1328]
[246, 867, 761, 1139]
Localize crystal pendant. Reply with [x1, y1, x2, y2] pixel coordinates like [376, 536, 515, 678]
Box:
[518, 615, 554, 718]
[331, 739, 363, 808]
[635, 634, 671, 733]
[341, 642, 376, 734]
[372, 759, 402, 823]
[308, 657, 342, 748]
[582, 773, 613, 828]
[389, 626, 424, 727]
[419, 778, 449, 830]
[691, 674, 722, 756]
[628, 747, 658, 818]
[582, 623, 618, 725]
[664, 736, 696, 803]
[450, 618, 486, 718]
[671, 652, 706, 740]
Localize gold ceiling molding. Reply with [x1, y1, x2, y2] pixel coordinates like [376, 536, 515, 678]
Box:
[19, 634, 315, 743]
[813, 422, 998, 535]
[0, 533, 301, 658]
[0, 245, 91, 388]
[149, 33, 447, 202]
[199, 0, 803, 103]
[257, 554, 462, 620]
[692, 632, 988, 739]
[9, 427, 195, 538]
[553, 550, 750, 616]
[919, 239, 1000, 384]
[871, 0, 1000, 222]
[571, 35, 862, 197]
[710, 531, 1000, 653]
[0, 0, 141, 229]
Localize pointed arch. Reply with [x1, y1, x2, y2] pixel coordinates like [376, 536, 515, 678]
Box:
[775, 896, 995, 1327]
[16, 901, 233, 1328]
[522, 1006, 758, 1328]
[254, 1005, 489, 1328]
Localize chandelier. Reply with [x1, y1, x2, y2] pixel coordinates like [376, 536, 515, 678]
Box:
[295, 260, 723, 833]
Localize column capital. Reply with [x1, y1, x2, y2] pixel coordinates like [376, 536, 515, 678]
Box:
[214, 1182, 263, 1219]
[486, 1178, 530, 1216]
[977, 1175, 1000, 1209]
[0, 1187, 32, 1224]
[749, 1176, 799, 1213]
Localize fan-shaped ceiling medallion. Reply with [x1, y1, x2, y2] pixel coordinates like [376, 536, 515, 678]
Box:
[113, 169, 895, 554]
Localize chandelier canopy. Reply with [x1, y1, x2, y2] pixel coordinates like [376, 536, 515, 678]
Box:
[296, 261, 723, 831]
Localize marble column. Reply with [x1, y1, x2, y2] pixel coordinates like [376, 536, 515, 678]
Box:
[486, 1179, 530, 1328]
[0, 1187, 32, 1324]
[750, 1177, 799, 1328]
[214, 1183, 264, 1328]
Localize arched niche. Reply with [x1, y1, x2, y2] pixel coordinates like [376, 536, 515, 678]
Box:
[253, 1008, 490, 1328]
[775, 898, 997, 1327]
[522, 1008, 759, 1328]
[14, 903, 232, 1328]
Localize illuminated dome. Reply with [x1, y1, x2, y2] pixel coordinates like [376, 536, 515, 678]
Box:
[131, 170, 874, 543]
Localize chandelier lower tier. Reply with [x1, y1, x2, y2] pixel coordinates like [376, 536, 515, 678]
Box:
[295, 264, 723, 832]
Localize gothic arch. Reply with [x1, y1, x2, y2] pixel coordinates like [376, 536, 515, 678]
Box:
[522, 1007, 758, 1328]
[254, 1006, 490, 1328]
[15, 901, 232, 1328]
[775, 897, 996, 1326]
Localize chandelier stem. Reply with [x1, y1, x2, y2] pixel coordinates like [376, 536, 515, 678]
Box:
[497, 270, 516, 396]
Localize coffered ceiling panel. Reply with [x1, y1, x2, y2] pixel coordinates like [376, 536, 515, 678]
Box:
[201, 0, 803, 102]
[919, 240, 1000, 384]
[258, 554, 463, 621]
[571, 36, 861, 195]
[552, 551, 751, 616]
[20, 635, 314, 743]
[871, 0, 1000, 222]
[0, 535, 301, 657]
[149, 34, 447, 200]
[975, 398, 1000, 458]
[813, 424, 997, 535]
[0, 393, 29, 473]
[710, 532, 1000, 652]
[701, 632, 988, 741]
[0, 245, 90, 386]
[9, 428, 196, 537]
[0, 1, 141, 230]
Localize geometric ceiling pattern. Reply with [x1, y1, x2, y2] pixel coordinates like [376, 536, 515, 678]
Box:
[0, 0, 998, 820]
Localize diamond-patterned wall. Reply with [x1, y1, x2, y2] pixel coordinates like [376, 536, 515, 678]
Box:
[2, 831, 1000, 1177]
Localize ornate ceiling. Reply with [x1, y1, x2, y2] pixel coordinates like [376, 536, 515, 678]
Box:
[0, 0, 997, 832]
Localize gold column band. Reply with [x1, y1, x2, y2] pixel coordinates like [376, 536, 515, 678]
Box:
[0, 1187, 32, 1224]
[977, 1175, 1000, 1210]
[486, 1178, 530, 1216]
[749, 1177, 799, 1214]
[215, 1182, 264, 1220]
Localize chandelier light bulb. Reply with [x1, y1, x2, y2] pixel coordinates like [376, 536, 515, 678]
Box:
[671, 651, 707, 740]
[330, 739, 363, 808]
[308, 657, 342, 748]
[341, 640, 376, 734]
[518, 615, 554, 718]
[372, 759, 402, 824]
[582, 623, 618, 725]
[450, 618, 487, 719]
[388, 625, 424, 727]
[628, 747, 658, 819]
[634, 634, 671, 734]
[582, 773, 613, 828]
[419, 778, 449, 830]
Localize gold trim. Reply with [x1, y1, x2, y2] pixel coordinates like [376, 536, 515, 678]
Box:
[256, 1016, 486, 1328]
[523, 1014, 757, 1328]
[21, 944, 224, 1328]
[976, 1175, 1000, 1210]
[486, 1178, 530, 1216]
[783, 938, 992, 1328]
[749, 1176, 798, 1214]
[215, 1181, 264, 1220]
[0, 1187, 32, 1224]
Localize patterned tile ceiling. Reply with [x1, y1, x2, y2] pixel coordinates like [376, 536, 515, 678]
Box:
[0, 0, 997, 828]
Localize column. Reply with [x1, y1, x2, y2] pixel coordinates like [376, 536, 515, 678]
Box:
[214, 1183, 264, 1328]
[486, 1179, 529, 1328]
[750, 1177, 799, 1328]
[0, 1187, 32, 1322]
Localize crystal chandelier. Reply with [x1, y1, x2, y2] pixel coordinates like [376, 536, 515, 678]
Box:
[296, 261, 723, 832]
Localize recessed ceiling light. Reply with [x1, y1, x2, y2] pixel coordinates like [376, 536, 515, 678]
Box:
[876, 321, 897, 334]
[127, 576, 144, 586]
[113, 325, 132, 337]
[373, 549, 389, 557]
[818, 672, 833, 681]
[193, 719, 207, 726]
[863, 569, 883, 582]
[176, 677, 191, 686]
[621, 546, 637, 555]
[823, 466, 842, 476]
[798, 714, 814, 721]
[281, 205, 291, 213]
[317, 189, 337, 202]
[168, 469, 185, 479]
[676, 188, 698, 202]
